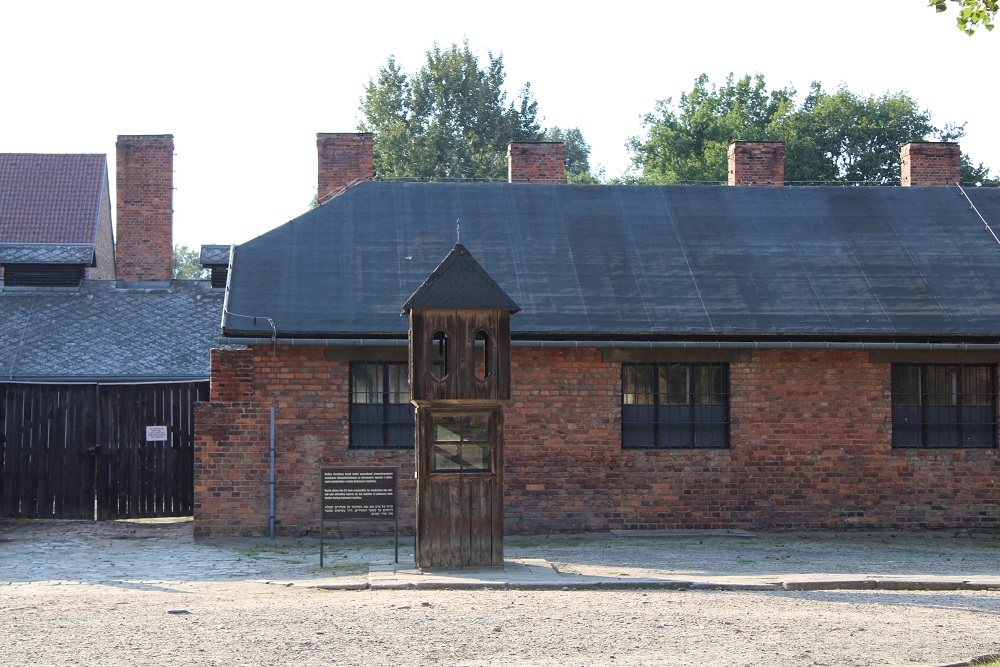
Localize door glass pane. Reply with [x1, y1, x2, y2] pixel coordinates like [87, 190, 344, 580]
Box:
[432, 444, 462, 470]
[462, 444, 490, 471]
[464, 415, 490, 442]
[434, 417, 462, 441]
[430, 414, 492, 472]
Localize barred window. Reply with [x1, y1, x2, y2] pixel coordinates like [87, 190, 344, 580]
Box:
[349, 362, 414, 449]
[891, 364, 996, 449]
[622, 363, 729, 449]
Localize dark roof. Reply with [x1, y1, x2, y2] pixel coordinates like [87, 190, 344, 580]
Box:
[403, 243, 520, 313]
[0, 243, 96, 265]
[0, 281, 225, 382]
[200, 244, 232, 267]
[222, 182, 1000, 340]
[0, 154, 108, 245]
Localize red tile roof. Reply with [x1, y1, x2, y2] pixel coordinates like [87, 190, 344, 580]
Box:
[0, 153, 107, 244]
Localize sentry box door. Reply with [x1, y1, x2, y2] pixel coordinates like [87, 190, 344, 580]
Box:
[415, 405, 503, 569]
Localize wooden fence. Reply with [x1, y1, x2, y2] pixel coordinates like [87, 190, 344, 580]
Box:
[0, 381, 208, 520]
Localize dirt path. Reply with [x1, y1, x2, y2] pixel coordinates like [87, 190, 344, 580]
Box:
[2, 520, 1000, 666]
[3, 582, 1000, 666]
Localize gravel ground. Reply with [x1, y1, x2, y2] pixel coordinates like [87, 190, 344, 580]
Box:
[2, 520, 1000, 667]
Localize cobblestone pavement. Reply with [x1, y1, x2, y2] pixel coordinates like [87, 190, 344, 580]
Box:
[2, 518, 999, 592]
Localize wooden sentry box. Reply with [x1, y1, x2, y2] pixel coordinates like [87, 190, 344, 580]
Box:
[403, 244, 519, 569]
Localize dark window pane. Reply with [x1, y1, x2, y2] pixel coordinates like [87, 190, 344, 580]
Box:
[891, 364, 996, 449]
[622, 405, 654, 448]
[351, 363, 381, 404]
[695, 422, 727, 448]
[926, 366, 957, 406]
[350, 362, 414, 449]
[660, 365, 688, 406]
[623, 365, 655, 406]
[623, 363, 729, 450]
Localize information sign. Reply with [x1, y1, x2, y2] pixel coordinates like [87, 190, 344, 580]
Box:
[319, 466, 398, 565]
[146, 425, 168, 442]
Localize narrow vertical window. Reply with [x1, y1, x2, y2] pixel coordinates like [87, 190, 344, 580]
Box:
[431, 330, 448, 381]
[474, 330, 491, 381]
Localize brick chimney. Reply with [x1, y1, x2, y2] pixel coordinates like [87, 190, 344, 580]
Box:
[317, 132, 373, 204]
[115, 134, 174, 284]
[728, 141, 785, 186]
[508, 142, 566, 184]
[901, 142, 961, 187]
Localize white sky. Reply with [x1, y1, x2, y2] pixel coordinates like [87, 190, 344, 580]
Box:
[1, 0, 996, 248]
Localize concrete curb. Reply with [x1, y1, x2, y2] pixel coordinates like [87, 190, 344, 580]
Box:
[938, 654, 1000, 667]
[308, 575, 1000, 593]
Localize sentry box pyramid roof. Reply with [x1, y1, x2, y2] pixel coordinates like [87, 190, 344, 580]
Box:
[403, 243, 520, 314]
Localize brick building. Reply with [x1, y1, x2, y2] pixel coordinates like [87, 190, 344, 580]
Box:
[194, 136, 1000, 538]
[1, 136, 227, 520]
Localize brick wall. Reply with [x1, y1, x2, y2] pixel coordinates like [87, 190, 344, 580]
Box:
[115, 134, 173, 282]
[728, 141, 785, 186]
[508, 142, 566, 184]
[316, 133, 373, 204]
[901, 142, 962, 187]
[195, 345, 414, 538]
[194, 346, 1000, 537]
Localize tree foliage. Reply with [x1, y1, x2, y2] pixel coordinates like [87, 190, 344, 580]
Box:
[359, 42, 545, 181]
[172, 244, 207, 279]
[930, 0, 997, 34]
[627, 74, 793, 183]
[544, 126, 602, 184]
[628, 73, 990, 185]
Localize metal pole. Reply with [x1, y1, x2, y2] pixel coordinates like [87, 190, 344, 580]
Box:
[320, 469, 325, 568]
[394, 469, 399, 564]
[269, 406, 275, 541]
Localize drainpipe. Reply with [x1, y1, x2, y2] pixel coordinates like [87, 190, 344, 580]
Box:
[269, 406, 275, 541]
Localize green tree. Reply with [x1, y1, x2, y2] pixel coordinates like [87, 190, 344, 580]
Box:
[629, 73, 990, 185]
[962, 154, 998, 185]
[627, 73, 795, 183]
[359, 42, 544, 181]
[172, 244, 207, 279]
[779, 83, 960, 184]
[930, 0, 997, 34]
[544, 126, 603, 184]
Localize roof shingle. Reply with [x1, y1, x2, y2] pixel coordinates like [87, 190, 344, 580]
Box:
[0, 153, 107, 245]
[222, 182, 1000, 341]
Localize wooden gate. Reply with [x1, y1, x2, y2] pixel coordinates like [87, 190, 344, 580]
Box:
[0, 382, 208, 520]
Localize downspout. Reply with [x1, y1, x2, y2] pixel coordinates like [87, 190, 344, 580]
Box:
[269, 406, 275, 541]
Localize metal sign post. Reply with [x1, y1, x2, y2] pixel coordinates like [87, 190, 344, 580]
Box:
[320, 466, 398, 567]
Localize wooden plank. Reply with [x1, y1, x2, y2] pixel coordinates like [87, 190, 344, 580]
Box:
[1, 381, 205, 521]
[49, 387, 67, 519]
[32, 384, 50, 518]
[1, 386, 16, 516]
